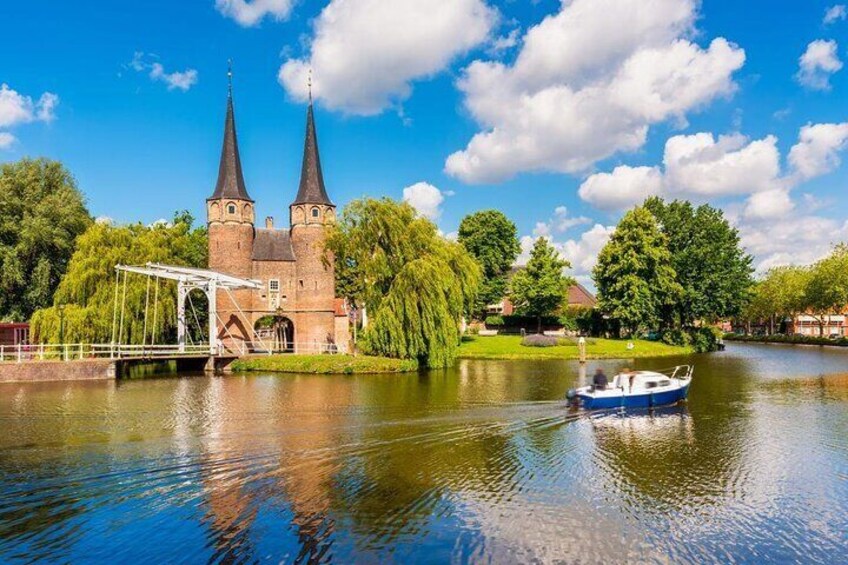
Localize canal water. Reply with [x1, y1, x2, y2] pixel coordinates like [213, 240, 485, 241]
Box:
[0, 343, 846, 563]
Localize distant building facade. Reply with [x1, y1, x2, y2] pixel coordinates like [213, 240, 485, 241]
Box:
[206, 81, 348, 353]
[486, 283, 597, 316]
[0, 323, 29, 347]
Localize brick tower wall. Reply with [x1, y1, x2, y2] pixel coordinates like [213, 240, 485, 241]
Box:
[208, 202, 256, 350]
[289, 205, 337, 351]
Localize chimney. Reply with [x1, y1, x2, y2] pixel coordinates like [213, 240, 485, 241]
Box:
[265, 216, 274, 229]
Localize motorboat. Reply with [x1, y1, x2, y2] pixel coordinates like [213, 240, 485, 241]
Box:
[566, 365, 693, 410]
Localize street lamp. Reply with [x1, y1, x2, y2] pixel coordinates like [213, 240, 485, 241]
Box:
[57, 304, 65, 344]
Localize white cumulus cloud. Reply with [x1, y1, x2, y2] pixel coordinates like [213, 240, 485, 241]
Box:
[402, 181, 447, 221]
[131, 53, 198, 92]
[824, 5, 847, 24]
[279, 0, 498, 116]
[579, 122, 848, 221]
[0, 84, 59, 149]
[0, 132, 15, 149]
[215, 0, 295, 26]
[787, 122, 848, 181]
[533, 205, 591, 237]
[578, 166, 664, 211]
[796, 39, 843, 91]
[445, 0, 745, 183]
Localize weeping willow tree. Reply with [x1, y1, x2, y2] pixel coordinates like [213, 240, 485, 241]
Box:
[30, 212, 208, 344]
[326, 198, 480, 368]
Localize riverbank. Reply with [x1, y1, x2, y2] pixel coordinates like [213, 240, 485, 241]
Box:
[457, 335, 691, 360]
[231, 354, 418, 374]
[725, 334, 848, 347]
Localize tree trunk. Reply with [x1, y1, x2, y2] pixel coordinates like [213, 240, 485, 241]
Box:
[537, 315, 542, 334]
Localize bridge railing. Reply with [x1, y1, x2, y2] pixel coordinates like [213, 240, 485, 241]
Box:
[1, 341, 349, 363]
[0, 343, 213, 363]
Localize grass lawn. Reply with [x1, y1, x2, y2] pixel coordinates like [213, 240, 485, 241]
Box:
[457, 335, 692, 360]
[230, 354, 418, 374]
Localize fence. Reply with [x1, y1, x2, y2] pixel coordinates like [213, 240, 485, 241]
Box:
[0, 343, 212, 363]
[0, 341, 348, 363]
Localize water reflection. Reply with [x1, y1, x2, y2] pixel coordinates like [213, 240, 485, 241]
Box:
[0, 344, 846, 562]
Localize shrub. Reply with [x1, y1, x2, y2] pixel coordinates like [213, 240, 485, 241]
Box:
[485, 315, 505, 327]
[689, 327, 720, 353]
[521, 334, 559, 347]
[661, 328, 691, 348]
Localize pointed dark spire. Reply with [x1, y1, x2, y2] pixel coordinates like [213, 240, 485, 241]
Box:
[209, 63, 252, 202]
[292, 92, 332, 206]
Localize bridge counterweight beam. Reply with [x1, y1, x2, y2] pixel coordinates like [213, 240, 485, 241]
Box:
[177, 281, 187, 353]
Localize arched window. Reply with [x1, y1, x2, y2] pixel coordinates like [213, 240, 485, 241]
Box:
[227, 203, 236, 214]
[311, 207, 320, 218]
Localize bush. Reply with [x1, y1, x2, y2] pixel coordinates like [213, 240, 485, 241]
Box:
[724, 333, 848, 347]
[689, 327, 720, 353]
[661, 328, 692, 348]
[558, 313, 578, 332]
[485, 315, 505, 327]
[521, 334, 559, 347]
[661, 327, 721, 352]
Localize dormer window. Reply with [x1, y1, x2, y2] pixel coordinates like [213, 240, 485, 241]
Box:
[227, 204, 236, 214]
[311, 207, 320, 218]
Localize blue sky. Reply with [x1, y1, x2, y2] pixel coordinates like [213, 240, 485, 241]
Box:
[2, 0, 847, 285]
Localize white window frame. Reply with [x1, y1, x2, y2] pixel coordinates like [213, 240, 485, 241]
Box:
[268, 279, 280, 293]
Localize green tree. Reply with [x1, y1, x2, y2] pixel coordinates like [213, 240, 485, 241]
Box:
[457, 210, 520, 317]
[806, 244, 848, 336]
[644, 197, 754, 327]
[30, 212, 208, 344]
[0, 158, 92, 321]
[593, 207, 682, 336]
[744, 266, 809, 334]
[325, 198, 480, 367]
[509, 238, 574, 333]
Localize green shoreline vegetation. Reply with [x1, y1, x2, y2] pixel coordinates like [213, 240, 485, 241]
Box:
[231, 354, 419, 375]
[457, 335, 692, 360]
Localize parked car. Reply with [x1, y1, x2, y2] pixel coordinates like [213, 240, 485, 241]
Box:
[829, 332, 842, 340]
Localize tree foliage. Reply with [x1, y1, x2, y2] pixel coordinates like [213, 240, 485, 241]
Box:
[509, 237, 574, 332]
[325, 198, 480, 367]
[0, 158, 92, 321]
[30, 213, 208, 344]
[742, 266, 809, 333]
[457, 210, 520, 317]
[806, 244, 848, 335]
[593, 207, 682, 336]
[644, 197, 753, 326]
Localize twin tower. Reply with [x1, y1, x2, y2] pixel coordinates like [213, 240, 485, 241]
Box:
[205, 80, 348, 353]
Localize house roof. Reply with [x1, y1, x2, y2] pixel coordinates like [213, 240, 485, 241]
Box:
[253, 229, 295, 261]
[208, 85, 252, 202]
[568, 283, 597, 307]
[292, 103, 333, 206]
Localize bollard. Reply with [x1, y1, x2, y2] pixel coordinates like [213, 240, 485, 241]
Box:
[578, 336, 587, 364]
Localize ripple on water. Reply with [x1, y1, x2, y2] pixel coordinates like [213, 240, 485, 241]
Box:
[0, 347, 847, 562]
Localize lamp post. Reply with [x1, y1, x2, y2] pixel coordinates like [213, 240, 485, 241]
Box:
[58, 304, 65, 344]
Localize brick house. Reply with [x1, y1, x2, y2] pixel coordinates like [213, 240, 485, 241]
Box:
[486, 282, 597, 315]
[0, 323, 29, 347]
[206, 79, 348, 353]
[786, 313, 848, 337]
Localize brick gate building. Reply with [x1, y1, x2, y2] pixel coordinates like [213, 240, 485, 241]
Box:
[206, 79, 348, 353]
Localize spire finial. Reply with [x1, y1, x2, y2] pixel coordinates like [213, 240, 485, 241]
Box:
[227, 59, 233, 98]
[308, 68, 313, 105]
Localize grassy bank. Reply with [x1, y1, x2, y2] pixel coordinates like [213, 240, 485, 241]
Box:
[231, 354, 418, 374]
[457, 335, 691, 360]
[725, 334, 848, 347]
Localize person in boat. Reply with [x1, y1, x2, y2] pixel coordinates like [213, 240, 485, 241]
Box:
[592, 368, 608, 390]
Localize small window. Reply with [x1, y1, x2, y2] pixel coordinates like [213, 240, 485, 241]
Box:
[298, 280, 304, 289]
[311, 207, 320, 218]
[269, 279, 280, 292]
[227, 204, 236, 214]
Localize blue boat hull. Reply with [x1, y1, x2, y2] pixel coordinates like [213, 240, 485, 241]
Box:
[579, 382, 690, 410]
